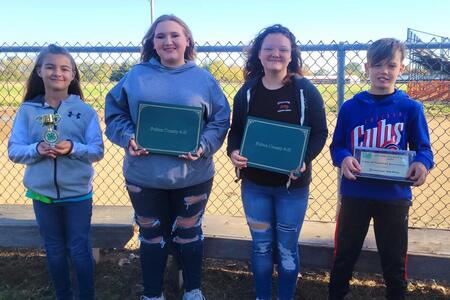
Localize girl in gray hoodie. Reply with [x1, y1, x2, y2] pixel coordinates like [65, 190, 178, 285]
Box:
[105, 15, 230, 300]
[8, 44, 104, 300]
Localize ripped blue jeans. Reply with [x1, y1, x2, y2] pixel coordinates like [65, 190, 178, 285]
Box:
[241, 178, 309, 300]
[126, 178, 212, 298]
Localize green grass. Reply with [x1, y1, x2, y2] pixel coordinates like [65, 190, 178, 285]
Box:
[1, 81, 448, 116]
[220, 82, 449, 115]
[220, 82, 368, 113]
[0, 82, 115, 109]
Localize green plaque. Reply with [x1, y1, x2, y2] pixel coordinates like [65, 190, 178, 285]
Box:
[240, 117, 310, 175]
[135, 102, 203, 156]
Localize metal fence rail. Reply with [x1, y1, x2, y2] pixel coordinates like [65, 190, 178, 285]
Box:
[1, 42, 449, 229]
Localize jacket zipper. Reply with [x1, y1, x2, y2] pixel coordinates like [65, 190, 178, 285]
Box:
[52, 107, 61, 199]
[245, 79, 306, 125]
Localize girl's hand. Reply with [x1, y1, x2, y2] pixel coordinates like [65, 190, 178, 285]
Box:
[37, 142, 56, 159]
[53, 140, 73, 156]
[128, 138, 149, 156]
[230, 150, 248, 169]
[289, 162, 306, 180]
[406, 162, 428, 186]
[341, 156, 361, 180]
[179, 147, 203, 161]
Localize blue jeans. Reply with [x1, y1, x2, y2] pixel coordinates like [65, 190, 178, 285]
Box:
[33, 199, 95, 300]
[241, 179, 309, 300]
[126, 178, 213, 298]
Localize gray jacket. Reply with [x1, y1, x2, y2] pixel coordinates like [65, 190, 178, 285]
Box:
[105, 58, 230, 189]
[8, 95, 104, 199]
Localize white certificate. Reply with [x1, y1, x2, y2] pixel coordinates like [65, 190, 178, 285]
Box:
[360, 151, 409, 177]
[354, 147, 416, 183]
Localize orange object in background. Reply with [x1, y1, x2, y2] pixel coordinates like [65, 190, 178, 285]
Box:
[407, 80, 450, 101]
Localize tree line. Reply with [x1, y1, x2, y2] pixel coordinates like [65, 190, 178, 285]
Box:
[0, 56, 428, 83]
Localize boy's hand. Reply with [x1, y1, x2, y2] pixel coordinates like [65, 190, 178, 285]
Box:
[341, 156, 361, 180]
[128, 138, 149, 156]
[406, 162, 428, 186]
[230, 149, 248, 169]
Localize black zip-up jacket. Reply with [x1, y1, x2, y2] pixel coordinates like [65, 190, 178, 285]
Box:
[227, 75, 328, 187]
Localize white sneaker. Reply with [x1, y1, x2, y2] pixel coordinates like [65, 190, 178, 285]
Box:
[140, 294, 165, 300]
[182, 289, 206, 300]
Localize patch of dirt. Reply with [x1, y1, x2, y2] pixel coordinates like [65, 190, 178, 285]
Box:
[0, 249, 449, 300]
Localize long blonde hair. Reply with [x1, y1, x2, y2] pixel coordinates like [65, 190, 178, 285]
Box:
[140, 14, 196, 62]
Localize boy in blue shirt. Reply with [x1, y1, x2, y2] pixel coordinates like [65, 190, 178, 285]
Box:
[328, 38, 434, 300]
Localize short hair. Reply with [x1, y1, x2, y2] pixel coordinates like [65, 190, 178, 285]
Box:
[23, 44, 83, 102]
[244, 24, 303, 81]
[140, 14, 196, 62]
[367, 38, 406, 66]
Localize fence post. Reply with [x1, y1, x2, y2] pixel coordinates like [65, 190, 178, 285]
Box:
[335, 42, 346, 220]
[337, 42, 346, 109]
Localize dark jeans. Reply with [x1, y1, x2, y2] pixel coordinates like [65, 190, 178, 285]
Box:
[33, 199, 95, 300]
[127, 178, 213, 298]
[329, 197, 409, 300]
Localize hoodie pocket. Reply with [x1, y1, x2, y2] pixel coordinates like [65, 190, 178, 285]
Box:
[124, 154, 140, 171]
[187, 156, 212, 173]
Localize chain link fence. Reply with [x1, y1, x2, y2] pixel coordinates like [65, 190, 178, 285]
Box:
[0, 41, 449, 229]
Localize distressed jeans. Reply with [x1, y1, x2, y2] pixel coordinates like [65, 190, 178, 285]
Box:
[241, 178, 309, 300]
[33, 199, 95, 300]
[126, 178, 213, 298]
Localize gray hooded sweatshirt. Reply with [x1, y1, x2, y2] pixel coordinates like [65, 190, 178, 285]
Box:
[105, 58, 230, 189]
[8, 95, 104, 200]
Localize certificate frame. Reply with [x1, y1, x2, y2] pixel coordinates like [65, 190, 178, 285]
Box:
[240, 116, 310, 176]
[354, 146, 416, 183]
[135, 102, 203, 156]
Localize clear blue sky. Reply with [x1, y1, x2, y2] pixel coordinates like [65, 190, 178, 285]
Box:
[2, 0, 449, 45]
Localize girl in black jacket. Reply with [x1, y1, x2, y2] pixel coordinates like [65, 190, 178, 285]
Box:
[227, 24, 328, 300]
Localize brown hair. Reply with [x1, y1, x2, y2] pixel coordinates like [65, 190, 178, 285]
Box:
[367, 38, 406, 66]
[23, 44, 83, 102]
[244, 24, 303, 81]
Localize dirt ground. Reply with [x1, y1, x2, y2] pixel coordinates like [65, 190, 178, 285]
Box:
[0, 248, 449, 300]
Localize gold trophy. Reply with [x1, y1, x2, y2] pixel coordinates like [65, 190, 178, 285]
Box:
[36, 113, 61, 147]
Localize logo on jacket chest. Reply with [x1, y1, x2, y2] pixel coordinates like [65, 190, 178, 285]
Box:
[276, 100, 292, 113]
[67, 111, 81, 119]
[351, 118, 404, 149]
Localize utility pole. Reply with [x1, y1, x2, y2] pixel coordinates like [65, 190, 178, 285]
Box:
[150, 0, 155, 24]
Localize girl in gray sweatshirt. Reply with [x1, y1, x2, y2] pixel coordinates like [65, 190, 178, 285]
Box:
[105, 15, 230, 300]
[8, 44, 103, 300]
